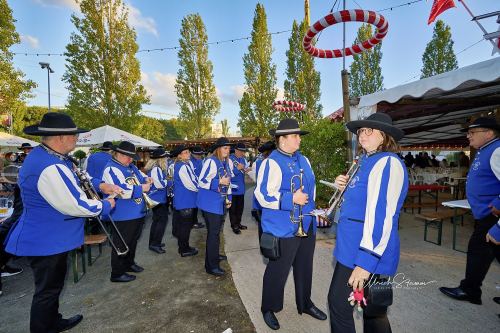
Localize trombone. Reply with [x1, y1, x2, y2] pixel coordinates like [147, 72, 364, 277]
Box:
[68, 158, 129, 256]
[290, 169, 308, 238]
[125, 174, 159, 209]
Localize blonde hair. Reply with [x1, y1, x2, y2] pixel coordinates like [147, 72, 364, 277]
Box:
[144, 157, 167, 172]
[213, 147, 228, 162]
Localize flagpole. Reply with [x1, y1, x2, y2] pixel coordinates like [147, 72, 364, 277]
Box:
[458, 0, 496, 48]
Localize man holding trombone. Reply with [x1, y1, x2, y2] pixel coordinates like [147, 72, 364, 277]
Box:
[255, 118, 327, 330]
[5, 113, 121, 333]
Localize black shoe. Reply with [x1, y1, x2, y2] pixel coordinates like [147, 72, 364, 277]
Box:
[180, 248, 199, 257]
[127, 264, 144, 273]
[160, 243, 165, 247]
[301, 305, 327, 320]
[110, 273, 136, 283]
[219, 254, 227, 261]
[149, 245, 166, 254]
[1, 265, 23, 277]
[262, 311, 280, 330]
[493, 297, 500, 305]
[55, 314, 83, 332]
[192, 223, 205, 229]
[206, 268, 225, 276]
[238, 224, 248, 230]
[439, 286, 482, 305]
[232, 228, 241, 234]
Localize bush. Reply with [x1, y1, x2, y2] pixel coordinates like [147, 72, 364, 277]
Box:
[300, 119, 347, 206]
[73, 149, 87, 160]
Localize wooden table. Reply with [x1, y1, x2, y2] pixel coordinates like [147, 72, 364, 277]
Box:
[442, 199, 471, 252]
[408, 184, 449, 213]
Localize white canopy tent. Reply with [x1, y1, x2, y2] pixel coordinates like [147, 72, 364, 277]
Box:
[0, 132, 39, 149]
[76, 125, 160, 148]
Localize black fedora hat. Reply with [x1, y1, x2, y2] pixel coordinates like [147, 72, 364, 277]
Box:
[190, 146, 205, 155]
[24, 112, 88, 136]
[98, 141, 114, 151]
[112, 141, 140, 160]
[170, 144, 189, 158]
[346, 113, 404, 142]
[269, 118, 309, 137]
[18, 142, 34, 150]
[258, 140, 276, 153]
[234, 142, 248, 152]
[150, 147, 168, 159]
[210, 137, 234, 153]
[460, 117, 500, 132]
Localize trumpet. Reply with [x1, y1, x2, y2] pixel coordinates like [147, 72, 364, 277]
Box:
[68, 158, 129, 256]
[290, 169, 308, 238]
[232, 160, 245, 174]
[166, 162, 174, 198]
[125, 175, 160, 209]
[218, 166, 231, 208]
[319, 159, 360, 227]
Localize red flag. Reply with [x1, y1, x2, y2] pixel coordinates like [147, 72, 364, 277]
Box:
[427, 0, 456, 25]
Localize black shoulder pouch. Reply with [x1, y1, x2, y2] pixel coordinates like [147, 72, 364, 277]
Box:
[260, 232, 281, 260]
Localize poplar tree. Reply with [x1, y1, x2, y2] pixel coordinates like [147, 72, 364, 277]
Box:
[175, 13, 220, 139]
[421, 20, 458, 79]
[349, 23, 384, 98]
[63, 0, 149, 132]
[283, 20, 322, 122]
[238, 3, 278, 137]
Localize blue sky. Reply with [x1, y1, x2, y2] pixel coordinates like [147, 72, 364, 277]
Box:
[8, 0, 500, 133]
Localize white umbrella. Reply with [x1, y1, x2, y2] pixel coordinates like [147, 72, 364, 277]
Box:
[76, 125, 160, 147]
[0, 132, 39, 148]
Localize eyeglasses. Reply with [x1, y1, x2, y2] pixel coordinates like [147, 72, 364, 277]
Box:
[356, 128, 373, 136]
[467, 129, 489, 136]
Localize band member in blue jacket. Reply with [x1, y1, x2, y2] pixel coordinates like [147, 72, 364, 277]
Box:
[172, 145, 199, 257]
[103, 141, 152, 283]
[189, 146, 205, 229]
[255, 118, 327, 331]
[329, 113, 408, 333]
[229, 143, 251, 234]
[84, 141, 113, 179]
[144, 147, 169, 254]
[197, 137, 233, 277]
[440, 117, 500, 305]
[5, 113, 119, 333]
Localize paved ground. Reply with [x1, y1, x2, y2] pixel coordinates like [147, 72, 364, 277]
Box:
[225, 188, 499, 333]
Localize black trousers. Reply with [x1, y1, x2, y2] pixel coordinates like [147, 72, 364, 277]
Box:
[328, 262, 391, 333]
[0, 231, 13, 290]
[460, 214, 500, 299]
[27, 252, 68, 333]
[255, 209, 263, 242]
[111, 217, 144, 277]
[202, 210, 224, 271]
[149, 203, 168, 247]
[173, 208, 195, 253]
[193, 207, 199, 225]
[261, 225, 316, 313]
[229, 195, 245, 229]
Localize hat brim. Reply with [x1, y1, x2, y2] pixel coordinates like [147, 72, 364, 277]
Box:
[112, 147, 140, 160]
[150, 152, 168, 159]
[258, 142, 276, 153]
[269, 129, 309, 137]
[346, 119, 404, 142]
[18, 146, 34, 150]
[24, 125, 89, 136]
[210, 143, 235, 153]
[459, 124, 500, 132]
[235, 147, 248, 152]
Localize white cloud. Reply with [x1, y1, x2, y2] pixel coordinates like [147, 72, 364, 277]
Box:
[141, 71, 178, 110]
[20, 35, 40, 49]
[218, 85, 246, 105]
[34, 0, 79, 11]
[276, 87, 285, 100]
[127, 4, 158, 37]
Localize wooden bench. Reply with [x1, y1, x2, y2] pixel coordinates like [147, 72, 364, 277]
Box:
[85, 234, 108, 266]
[71, 234, 108, 283]
[416, 209, 467, 246]
[403, 202, 440, 214]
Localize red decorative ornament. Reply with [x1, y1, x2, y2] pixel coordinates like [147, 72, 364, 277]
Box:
[272, 100, 305, 112]
[303, 9, 388, 58]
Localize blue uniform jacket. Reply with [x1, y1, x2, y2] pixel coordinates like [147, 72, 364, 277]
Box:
[85, 151, 112, 179]
[148, 166, 167, 204]
[229, 154, 247, 196]
[255, 149, 316, 238]
[5, 145, 111, 256]
[197, 156, 232, 215]
[190, 156, 204, 178]
[102, 159, 146, 221]
[252, 157, 264, 210]
[173, 161, 198, 210]
[335, 152, 408, 275]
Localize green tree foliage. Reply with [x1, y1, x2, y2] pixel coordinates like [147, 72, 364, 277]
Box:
[283, 20, 322, 122]
[0, 0, 36, 130]
[175, 14, 220, 139]
[300, 120, 347, 205]
[63, 0, 149, 132]
[421, 20, 458, 79]
[238, 4, 278, 137]
[132, 115, 165, 144]
[160, 118, 183, 140]
[348, 24, 384, 98]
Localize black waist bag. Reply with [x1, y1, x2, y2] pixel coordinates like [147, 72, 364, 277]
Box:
[260, 232, 281, 260]
[363, 277, 393, 316]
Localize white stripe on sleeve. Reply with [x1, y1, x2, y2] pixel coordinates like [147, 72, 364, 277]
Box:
[198, 159, 217, 190]
[151, 166, 166, 189]
[180, 164, 198, 192]
[102, 166, 134, 199]
[255, 159, 282, 210]
[490, 147, 500, 180]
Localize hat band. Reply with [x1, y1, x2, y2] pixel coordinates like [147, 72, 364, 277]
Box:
[116, 147, 135, 155]
[38, 126, 79, 132]
[275, 128, 301, 134]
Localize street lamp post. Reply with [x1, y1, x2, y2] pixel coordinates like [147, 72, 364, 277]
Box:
[39, 62, 54, 111]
